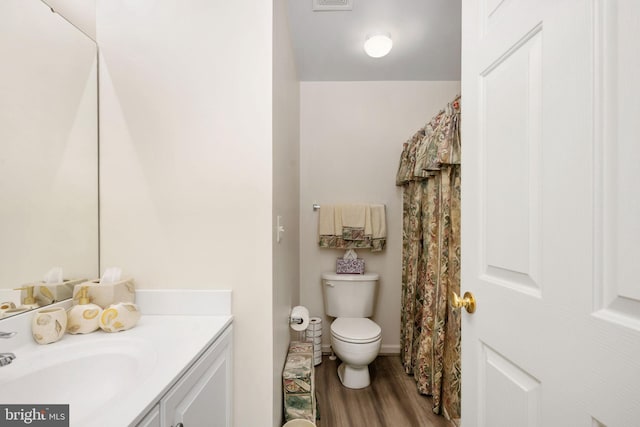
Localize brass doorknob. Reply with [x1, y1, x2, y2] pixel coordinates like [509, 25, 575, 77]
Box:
[451, 291, 476, 314]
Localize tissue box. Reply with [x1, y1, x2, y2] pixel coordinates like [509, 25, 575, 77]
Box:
[336, 258, 365, 274]
[72, 278, 136, 309]
[34, 278, 86, 306]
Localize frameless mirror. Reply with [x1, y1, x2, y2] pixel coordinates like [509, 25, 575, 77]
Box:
[0, 0, 99, 319]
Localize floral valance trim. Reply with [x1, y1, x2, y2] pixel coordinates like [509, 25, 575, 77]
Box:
[396, 96, 461, 186]
[318, 235, 386, 252]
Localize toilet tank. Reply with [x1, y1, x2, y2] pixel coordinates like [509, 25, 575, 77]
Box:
[321, 272, 379, 318]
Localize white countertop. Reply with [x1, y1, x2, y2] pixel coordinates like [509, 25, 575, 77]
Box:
[0, 290, 232, 427]
[102, 315, 231, 427]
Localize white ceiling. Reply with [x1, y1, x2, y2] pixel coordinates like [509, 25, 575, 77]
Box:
[286, 0, 461, 81]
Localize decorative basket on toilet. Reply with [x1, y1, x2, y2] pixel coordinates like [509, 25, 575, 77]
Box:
[321, 272, 381, 389]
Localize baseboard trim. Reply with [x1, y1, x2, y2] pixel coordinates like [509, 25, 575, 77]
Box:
[379, 344, 400, 355]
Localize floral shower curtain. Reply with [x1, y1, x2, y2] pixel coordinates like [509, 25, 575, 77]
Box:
[396, 96, 461, 421]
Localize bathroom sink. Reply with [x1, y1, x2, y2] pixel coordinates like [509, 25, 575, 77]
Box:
[0, 335, 157, 424]
[0, 299, 232, 427]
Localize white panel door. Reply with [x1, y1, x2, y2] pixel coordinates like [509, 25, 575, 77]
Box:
[461, 1, 640, 426]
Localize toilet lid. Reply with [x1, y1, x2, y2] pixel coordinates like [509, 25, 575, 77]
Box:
[331, 318, 381, 344]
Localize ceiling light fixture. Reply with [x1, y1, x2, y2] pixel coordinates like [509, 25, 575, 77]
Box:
[364, 33, 393, 58]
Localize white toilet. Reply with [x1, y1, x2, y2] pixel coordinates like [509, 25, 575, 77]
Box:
[321, 272, 381, 389]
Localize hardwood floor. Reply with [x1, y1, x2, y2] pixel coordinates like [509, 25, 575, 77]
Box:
[314, 355, 452, 427]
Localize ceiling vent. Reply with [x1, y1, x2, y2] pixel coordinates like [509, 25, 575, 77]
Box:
[313, 0, 352, 12]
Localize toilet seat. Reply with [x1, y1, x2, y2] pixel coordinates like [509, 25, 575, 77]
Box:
[331, 318, 381, 344]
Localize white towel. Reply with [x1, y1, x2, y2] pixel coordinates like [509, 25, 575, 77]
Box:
[371, 204, 386, 239]
[341, 204, 371, 240]
[340, 204, 367, 229]
[318, 205, 335, 236]
[317, 203, 387, 251]
[333, 205, 343, 236]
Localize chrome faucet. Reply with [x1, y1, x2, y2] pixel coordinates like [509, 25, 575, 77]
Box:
[0, 331, 17, 366]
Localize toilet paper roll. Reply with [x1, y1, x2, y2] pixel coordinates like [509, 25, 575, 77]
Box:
[290, 305, 310, 331]
[308, 317, 322, 329]
[305, 329, 322, 337]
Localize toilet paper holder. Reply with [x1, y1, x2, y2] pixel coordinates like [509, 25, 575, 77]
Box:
[289, 316, 304, 325]
[289, 305, 310, 331]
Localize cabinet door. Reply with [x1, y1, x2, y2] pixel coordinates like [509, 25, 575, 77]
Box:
[136, 405, 161, 427]
[163, 326, 232, 427]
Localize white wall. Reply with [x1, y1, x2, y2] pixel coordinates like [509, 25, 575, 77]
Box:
[300, 81, 461, 353]
[272, 0, 300, 425]
[43, 0, 96, 40]
[94, 3, 456, 424]
[97, 1, 274, 425]
[0, 0, 98, 288]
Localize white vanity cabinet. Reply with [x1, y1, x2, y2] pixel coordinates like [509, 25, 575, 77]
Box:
[136, 325, 232, 427]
